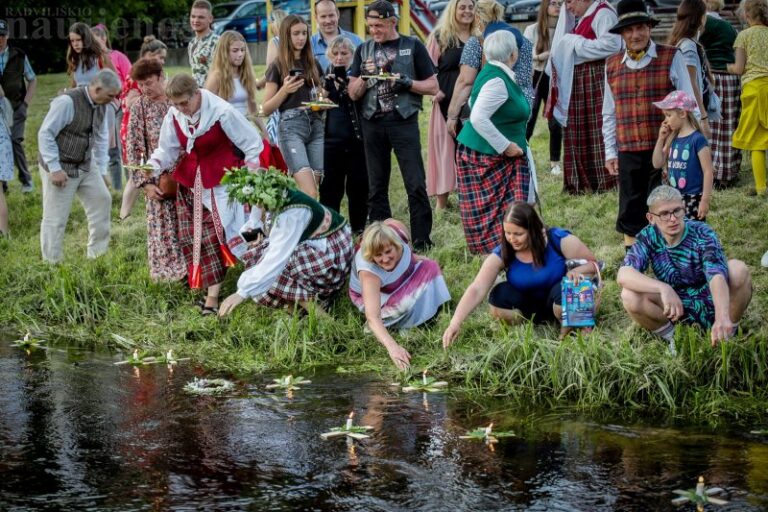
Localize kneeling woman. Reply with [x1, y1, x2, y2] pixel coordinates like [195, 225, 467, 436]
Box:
[218, 169, 354, 316]
[349, 220, 451, 369]
[442, 202, 598, 346]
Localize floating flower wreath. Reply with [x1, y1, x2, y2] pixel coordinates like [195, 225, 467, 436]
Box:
[183, 377, 236, 395]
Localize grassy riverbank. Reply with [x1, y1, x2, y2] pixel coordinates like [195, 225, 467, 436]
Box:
[2, 68, 767, 425]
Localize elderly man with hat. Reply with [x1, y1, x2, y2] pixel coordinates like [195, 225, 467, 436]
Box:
[347, 0, 439, 252]
[602, 0, 700, 251]
[547, 0, 621, 194]
[0, 19, 37, 193]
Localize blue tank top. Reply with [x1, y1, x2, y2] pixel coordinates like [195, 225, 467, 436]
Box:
[492, 227, 571, 299]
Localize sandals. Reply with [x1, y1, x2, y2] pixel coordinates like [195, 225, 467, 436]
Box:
[196, 296, 219, 316]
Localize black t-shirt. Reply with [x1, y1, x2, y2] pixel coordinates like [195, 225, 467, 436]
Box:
[265, 61, 325, 112]
[349, 37, 435, 114]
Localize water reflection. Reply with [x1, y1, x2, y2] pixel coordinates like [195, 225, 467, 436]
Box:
[0, 340, 767, 511]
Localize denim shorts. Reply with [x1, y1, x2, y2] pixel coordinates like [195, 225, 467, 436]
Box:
[278, 108, 325, 176]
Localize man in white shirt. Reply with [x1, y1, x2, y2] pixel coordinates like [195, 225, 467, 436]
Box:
[37, 70, 121, 263]
[548, 0, 620, 193]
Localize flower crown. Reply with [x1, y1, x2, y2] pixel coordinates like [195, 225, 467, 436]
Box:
[221, 166, 296, 211]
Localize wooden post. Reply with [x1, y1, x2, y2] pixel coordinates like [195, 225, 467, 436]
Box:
[399, 0, 410, 35]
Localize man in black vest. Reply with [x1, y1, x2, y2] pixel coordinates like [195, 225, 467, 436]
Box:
[0, 20, 36, 193]
[348, 0, 438, 251]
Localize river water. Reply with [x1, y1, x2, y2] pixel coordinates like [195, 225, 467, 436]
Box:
[1, 340, 767, 511]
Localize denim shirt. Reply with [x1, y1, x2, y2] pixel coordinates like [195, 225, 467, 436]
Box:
[311, 29, 364, 70]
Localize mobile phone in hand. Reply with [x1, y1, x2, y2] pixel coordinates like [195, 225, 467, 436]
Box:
[289, 68, 303, 78]
[333, 66, 347, 79]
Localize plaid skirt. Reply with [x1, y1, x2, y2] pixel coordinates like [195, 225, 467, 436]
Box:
[563, 60, 617, 194]
[176, 186, 227, 289]
[711, 72, 742, 183]
[456, 144, 530, 254]
[242, 224, 354, 308]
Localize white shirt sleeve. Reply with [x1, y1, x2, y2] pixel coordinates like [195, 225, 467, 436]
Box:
[38, 95, 75, 173]
[669, 50, 702, 119]
[91, 106, 110, 172]
[574, 9, 622, 63]
[236, 207, 312, 299]
[469, 77, 510, 154]
[220, 109, 264, 163]
[602, 68, 617, 161]
[148, 110, 183, 171]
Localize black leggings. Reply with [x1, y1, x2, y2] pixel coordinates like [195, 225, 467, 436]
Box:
[488, 280, 561, 323]
[526, 70, 563, 163]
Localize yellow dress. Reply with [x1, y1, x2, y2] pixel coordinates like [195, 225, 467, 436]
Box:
[732, 26, 768, 150]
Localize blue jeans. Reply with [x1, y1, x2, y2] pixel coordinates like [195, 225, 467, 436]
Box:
[278, 108, 324, 176]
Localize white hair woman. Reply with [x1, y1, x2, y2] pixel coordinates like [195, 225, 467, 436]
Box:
[455, 30, 532, 255]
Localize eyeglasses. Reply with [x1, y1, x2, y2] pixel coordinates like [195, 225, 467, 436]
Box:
[549, 1, 563, 5]
[649, 206, 685, 222]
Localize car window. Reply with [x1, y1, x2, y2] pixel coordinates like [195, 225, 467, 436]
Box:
[213, 4, 240, 18]
[240, 2, 265, 17]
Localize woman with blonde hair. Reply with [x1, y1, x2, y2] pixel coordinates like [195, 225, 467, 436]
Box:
[349, 219, 451, 370]
[206, 30, 259, 116]
[445, 0, 534, 138]
[426, 0, 479, 210]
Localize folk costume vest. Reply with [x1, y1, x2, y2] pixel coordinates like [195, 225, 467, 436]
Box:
[0, 47, 27, 110]
[280, 189, 347, 243]
[606, 45, 677, 153]
[173, 117, 245, 288]
[457, 63, 530, 155]
[359, 36, 423, 120]
[573, 1, 612, 40]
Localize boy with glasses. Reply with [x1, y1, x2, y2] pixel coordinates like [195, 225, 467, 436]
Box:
[617, 185, 751, 353]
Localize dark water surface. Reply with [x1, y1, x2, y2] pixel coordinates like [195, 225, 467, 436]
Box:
[1, 340, 767, 512]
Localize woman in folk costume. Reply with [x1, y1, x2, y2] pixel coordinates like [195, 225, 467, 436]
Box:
[147, 73, 263, 314]
[218, 167, 354, 316]
[547, 0, 621, 194]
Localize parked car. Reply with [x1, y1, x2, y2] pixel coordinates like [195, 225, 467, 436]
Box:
[213, 0, 311, 42]
[505, 0, 540, 22]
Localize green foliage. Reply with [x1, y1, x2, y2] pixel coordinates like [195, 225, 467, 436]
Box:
[3, 68, 768, 426]
[220, 166, 296, 211]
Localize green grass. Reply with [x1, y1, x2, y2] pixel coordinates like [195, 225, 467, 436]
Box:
[2, 66, 768, 425]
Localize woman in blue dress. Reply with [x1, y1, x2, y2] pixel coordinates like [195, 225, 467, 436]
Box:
[443, 202, 599, 346]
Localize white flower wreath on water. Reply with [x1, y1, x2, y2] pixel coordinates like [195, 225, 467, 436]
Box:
[183, 377, 236, 395]
[221, 166, 297, 211]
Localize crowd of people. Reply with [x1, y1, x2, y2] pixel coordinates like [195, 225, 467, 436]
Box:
[0, 0, 765, 368]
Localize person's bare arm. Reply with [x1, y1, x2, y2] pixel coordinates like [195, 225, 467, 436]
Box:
[203, 69, 221, 95]
[708, 274, 733, 345]
[686, 65, 711, 138]
[446, 65, 478, 137]
[727, 48, 746, 75]
[409, 74, 439, 96]
[698, 145, 714, 219]
[617, 266, 683, 321]
[360, 270, 412, 369]
[24, 77, 37, 104]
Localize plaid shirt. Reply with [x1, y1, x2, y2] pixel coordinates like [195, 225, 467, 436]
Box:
[606, 45, 676, 153]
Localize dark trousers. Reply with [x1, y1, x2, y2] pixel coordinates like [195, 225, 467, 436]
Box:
[361, 114, 433, 248]
[11, 103, 32, 187]
[616, 149, 662, 236]
[525, 70, 562, 163]
[320, 137, 369, 234]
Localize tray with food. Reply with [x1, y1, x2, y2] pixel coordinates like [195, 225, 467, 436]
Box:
[301, 101, 338, 111]
[360, 71, 400, 80]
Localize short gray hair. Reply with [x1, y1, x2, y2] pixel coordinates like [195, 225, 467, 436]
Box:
[91, 69, 122, 92]
[326, 36, 356, 60]
[483, 30, 518, 63]
[647, 185, 683, 207]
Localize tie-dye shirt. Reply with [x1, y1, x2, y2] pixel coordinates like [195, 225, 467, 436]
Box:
[622, 220, 729, 326]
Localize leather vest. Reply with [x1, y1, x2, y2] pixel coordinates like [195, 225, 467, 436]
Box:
[359, 36, 423, 120]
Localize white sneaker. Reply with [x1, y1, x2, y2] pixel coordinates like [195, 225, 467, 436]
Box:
[761, 250, 768, 268]
[550, 164, 562, 176]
